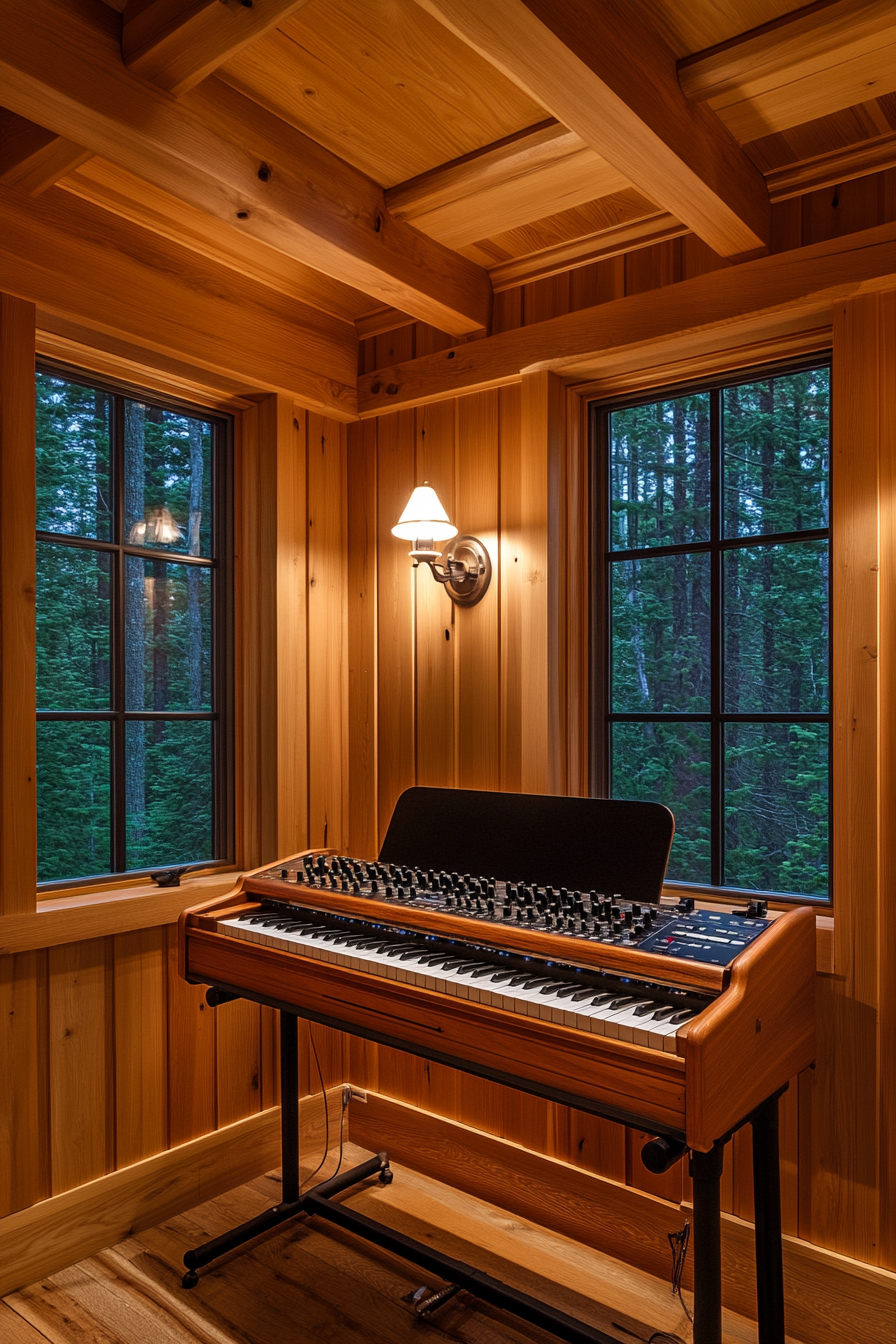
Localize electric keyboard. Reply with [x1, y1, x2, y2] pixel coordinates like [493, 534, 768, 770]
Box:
[177, 788, 816, 1344]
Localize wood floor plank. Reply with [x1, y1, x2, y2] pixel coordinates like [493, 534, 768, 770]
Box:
[4, 1147, 801, 1344]
[0, 1298, 53, 1344]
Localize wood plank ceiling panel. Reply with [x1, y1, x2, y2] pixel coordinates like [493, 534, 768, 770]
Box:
[217, 0, 547, 186]
[641, 0, 809, 58]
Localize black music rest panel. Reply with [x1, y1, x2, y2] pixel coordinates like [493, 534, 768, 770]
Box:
[379, 788, 674, 905]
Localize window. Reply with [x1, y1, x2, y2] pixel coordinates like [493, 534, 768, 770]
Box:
[35, 367, 233, 886]
[592, 361, 830, 901]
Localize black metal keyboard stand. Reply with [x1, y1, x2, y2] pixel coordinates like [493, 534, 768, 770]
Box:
[182, 1007, 788, 1344]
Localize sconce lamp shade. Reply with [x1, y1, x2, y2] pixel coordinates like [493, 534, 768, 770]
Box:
[128, 505, 183, 546]
[391, 485, 457, 543]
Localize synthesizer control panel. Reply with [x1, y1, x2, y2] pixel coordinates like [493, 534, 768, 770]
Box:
[252, 853, 771, 968]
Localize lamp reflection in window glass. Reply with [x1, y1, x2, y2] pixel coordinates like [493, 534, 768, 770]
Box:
[35, 370, 230, 884]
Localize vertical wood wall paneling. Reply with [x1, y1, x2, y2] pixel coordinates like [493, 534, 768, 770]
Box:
[165, 924, 215, 1148]
[878, 289, 896, 1272]
[0, 951, 49, 1216]
[415, 399, 456, 790]
[809, 295, 882, 1263]
[564, 387, 589, 797]
[499, 384, 523, 793]
[376, 410, 417, 844]
[270, 399, 308, 859]
[113, 928, 167, 1167]
[519, 371, 563, 793]
[456, 392, 500, 792]
[308, 414, 348, 854]
[347, 418, 378, 861]
[0, 293, 37, 915]
[48, 938, 109, 1194]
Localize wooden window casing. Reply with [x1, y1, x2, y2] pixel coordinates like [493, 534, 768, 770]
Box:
[35, 361, 234, 891]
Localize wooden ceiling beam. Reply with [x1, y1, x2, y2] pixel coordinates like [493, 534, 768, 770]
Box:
[0, 0, 491, 336]
[358, 222, 896, 414]
[121, 0, 313, 97]
[0, 184, 358, 419]
[679, 0, 896, 144]
[385, 120, 632, 248]
[0, 110, 91, 195]
[413, 0, 770, 258]
[60, 157, 374, 325]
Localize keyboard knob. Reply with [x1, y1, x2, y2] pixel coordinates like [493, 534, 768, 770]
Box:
[544, 913, 554, 928]
[632, 904, 642, 916]
[280, 868, 288, 881]
[633, 920, 644, 936]
[526, 907, 536, 922]
[612, 920, 623, 934]
[502, 905, 512, 919]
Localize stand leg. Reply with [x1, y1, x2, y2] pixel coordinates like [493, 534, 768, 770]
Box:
[280, 1012, 300, 1203]
[751, 1094, 785, 1344]
[690, 1141, 725, 1344]
[181, 1009, 303, 1286]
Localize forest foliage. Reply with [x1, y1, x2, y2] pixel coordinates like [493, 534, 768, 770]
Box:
[35, 372, 217, 882]
[608, 367, 830, 897]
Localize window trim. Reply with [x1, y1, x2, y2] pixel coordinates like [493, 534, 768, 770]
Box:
[35, 359, 235, 892]
[589, 354, 833, 907]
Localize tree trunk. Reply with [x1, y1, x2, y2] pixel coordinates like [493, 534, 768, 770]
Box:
[123, 400, 146, 844]
[187, 420, 203, 708]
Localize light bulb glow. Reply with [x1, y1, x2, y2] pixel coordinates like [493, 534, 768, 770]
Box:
[391, 484, 457, 543]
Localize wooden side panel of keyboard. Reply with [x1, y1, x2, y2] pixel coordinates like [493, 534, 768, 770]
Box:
[185, 928, 687, 1135]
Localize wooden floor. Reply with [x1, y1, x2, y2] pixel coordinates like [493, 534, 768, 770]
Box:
[1, 1143, 803, 1344]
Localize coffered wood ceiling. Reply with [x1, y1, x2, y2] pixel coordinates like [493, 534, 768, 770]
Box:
[0, 0, 893, 349]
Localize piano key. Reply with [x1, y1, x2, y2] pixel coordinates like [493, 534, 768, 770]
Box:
[216, 911, 703, 1053]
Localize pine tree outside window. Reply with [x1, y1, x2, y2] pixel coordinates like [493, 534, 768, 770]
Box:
[35, 366, 233, 886]
[592, 360, 831, 902]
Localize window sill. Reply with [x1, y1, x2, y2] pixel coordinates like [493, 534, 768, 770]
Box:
[1, 870, 242, 956]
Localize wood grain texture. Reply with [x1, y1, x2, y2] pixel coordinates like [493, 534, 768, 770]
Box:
[186, 928, 689, 1133]
[680, 907, 816, 1151]
[386, 121, 631, 248]
[680, 0, 896, 143]
[0, 294, 37, 918]
[347, 420, 379, 860]
[0, 0, 491, 334]
[215, 997, 261, 1128]
[307, 414, 348, 851]
[413, 399, 456, 790]
[519, 372, 558, 792]
[414, 0, 769, 255]
[0, 1095, 338, 1297]
[122, 0, 313, 96]
[0, 188, 356, 417]
[165, 925, 215, 1148]
[801, 293, 885, 1264]
[48, 939, 110, 1194]
[114, 928, 168, 1168]
[878, 289, 896, 1271]
[0, 951, 49, 1217]
[60, 157, 374, 326]
[456, 392, 500, 790]
[218, 0, 545, 187]
[0, 110, 90, 195]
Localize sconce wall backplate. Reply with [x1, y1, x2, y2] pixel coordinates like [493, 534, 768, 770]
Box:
[441, 534, 491, 606]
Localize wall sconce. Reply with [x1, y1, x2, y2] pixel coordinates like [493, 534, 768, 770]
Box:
[392, 483, 491, 607]
[128, 506, 183, 546]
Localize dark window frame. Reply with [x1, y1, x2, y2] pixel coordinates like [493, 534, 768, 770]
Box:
[36, 360, 234, 889]
[589, 354, 833, 906]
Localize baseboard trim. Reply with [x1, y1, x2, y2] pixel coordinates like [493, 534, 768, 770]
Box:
[350, 1091, 896, 1344]
[0, 1088, 342, 1297]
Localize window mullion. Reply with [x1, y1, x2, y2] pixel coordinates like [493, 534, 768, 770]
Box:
[112, 393, 127, 873]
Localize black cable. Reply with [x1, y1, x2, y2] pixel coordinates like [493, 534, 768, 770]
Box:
[667, 1219, 693, 1324]
[299, 1026, 329, 1193]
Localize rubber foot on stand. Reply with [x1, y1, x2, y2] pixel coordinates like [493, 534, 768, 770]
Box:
[379, 1167, 394, 1185]
[182, 1271, 199, 1289]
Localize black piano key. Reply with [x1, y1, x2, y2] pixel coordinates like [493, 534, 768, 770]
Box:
[538, 981, 580, 996]
[632, 1000, 664, 1018]
[669, 1008, 697, 1024]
